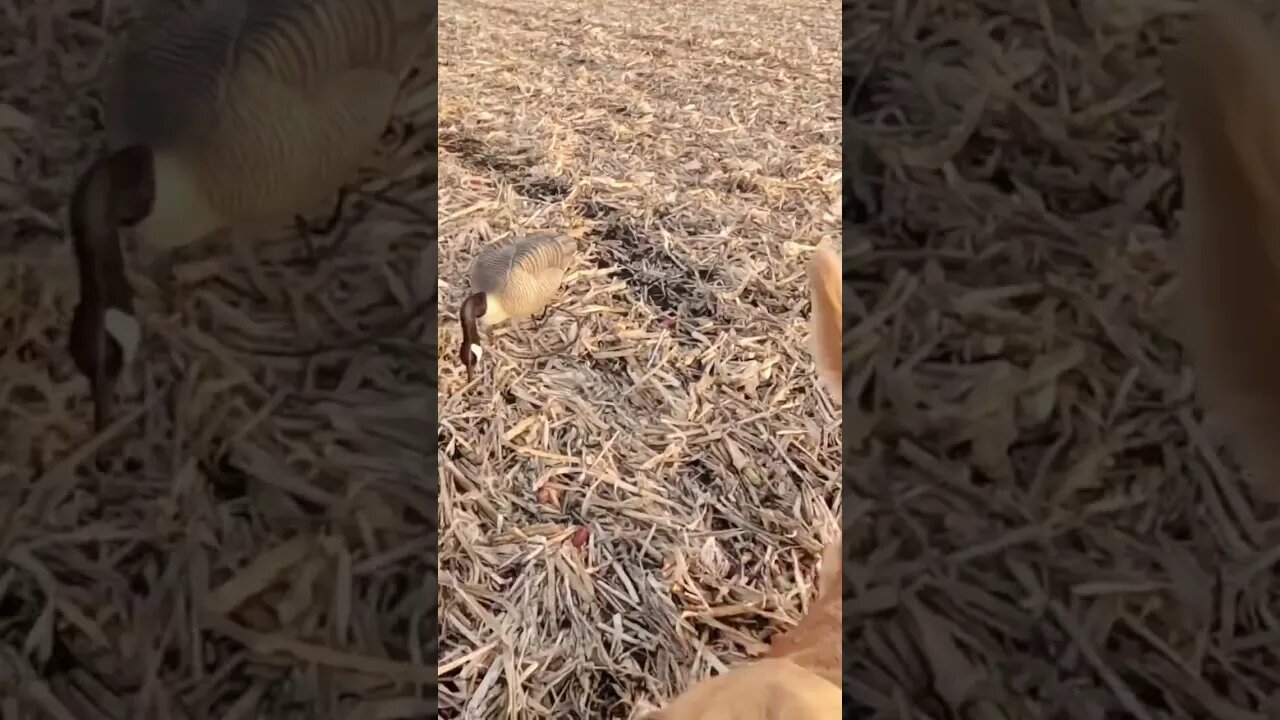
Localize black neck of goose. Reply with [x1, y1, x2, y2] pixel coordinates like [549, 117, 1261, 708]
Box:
[67, 165, 117, 432]
[459, 293, 485, 363]
[69, 158, 134, 314]
[67, 148, 153, 432]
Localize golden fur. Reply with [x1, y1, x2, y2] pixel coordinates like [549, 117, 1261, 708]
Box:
[1169, 0, 1280, 499]
[649, 246, 843, 718]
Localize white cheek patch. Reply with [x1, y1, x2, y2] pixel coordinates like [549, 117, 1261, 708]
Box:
[103, 308, 142, 365]
[469, 343, 484, 362]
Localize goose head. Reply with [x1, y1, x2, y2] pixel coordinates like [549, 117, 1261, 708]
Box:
[67, 145, 153, 430]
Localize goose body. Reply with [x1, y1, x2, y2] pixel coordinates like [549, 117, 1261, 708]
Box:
[66, 0, 433, 429]
[102, 0, 433, 251]
[470, 234, 576, 323]
[459, 234, 576, 379]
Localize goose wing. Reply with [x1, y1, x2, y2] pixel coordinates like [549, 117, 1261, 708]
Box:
[103, 0, 429, 227]
[104, 0, 429, 149]
[470, 234, 575, 294]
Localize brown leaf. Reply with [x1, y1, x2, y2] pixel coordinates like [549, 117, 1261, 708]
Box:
[536, 484, 560, 507]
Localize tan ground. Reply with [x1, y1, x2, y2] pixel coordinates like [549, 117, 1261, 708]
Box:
[436, 0, 841, 717]
[0, 2, 435, 717]
[847, 1, 1280, 717]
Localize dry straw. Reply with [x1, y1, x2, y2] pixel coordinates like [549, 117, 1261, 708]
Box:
[846, 0, 1280, 717]
[438, 0, 840, 716]
[0, 0, 436, 717]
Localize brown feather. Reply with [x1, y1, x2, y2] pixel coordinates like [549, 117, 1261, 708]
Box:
[470, 234, 576, 319]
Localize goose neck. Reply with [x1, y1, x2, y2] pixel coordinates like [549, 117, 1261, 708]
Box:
[69, 159, 132, 311]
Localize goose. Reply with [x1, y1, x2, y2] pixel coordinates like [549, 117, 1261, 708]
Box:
[66, 0, 433, 430]
[459, 234, 577, 381]
[67, 147, 150, 431]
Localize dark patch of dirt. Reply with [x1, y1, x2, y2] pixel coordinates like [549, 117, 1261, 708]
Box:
[579, 204, 713, 318]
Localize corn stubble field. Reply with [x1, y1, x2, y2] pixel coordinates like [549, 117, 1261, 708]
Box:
[848, 0, 1280, 718]
[436, 0, 840, 716]
[0, 1, 435, 718]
